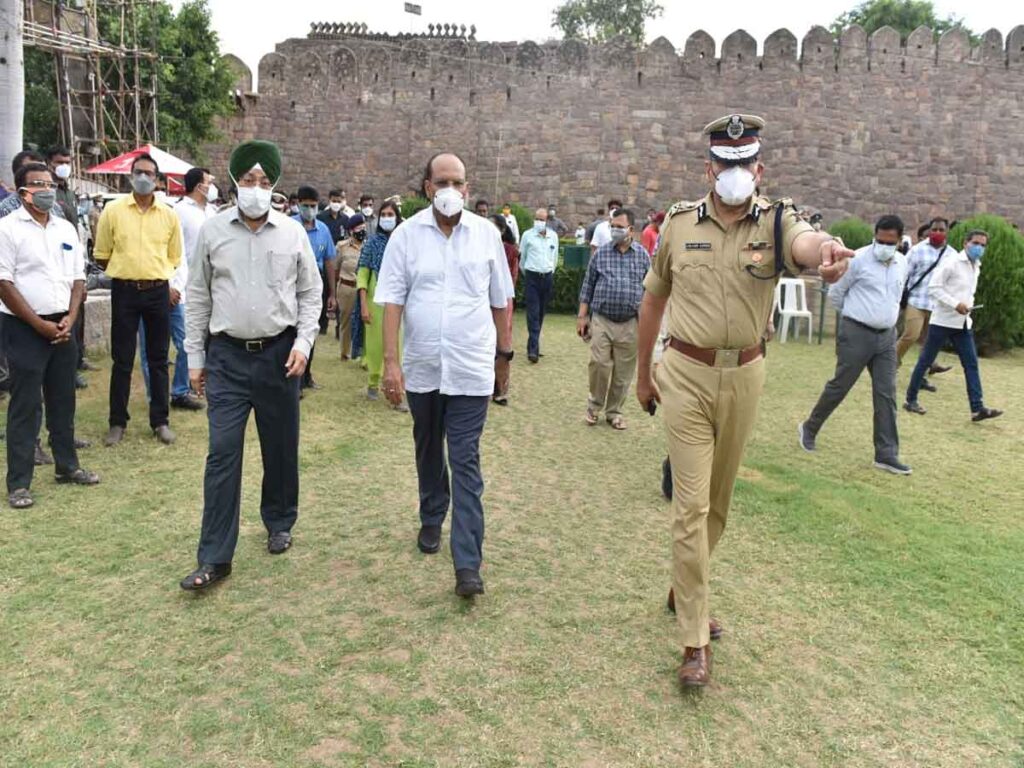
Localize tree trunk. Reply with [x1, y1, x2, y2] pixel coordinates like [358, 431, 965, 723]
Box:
[0, 0, 25, 187]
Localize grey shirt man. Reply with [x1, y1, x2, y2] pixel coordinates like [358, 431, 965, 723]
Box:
[185, 207, 322, 368]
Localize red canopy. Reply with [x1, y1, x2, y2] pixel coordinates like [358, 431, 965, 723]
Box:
[86, 144, 192, 193]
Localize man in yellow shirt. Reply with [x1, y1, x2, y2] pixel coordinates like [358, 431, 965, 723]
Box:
[93, 153, 183, 446]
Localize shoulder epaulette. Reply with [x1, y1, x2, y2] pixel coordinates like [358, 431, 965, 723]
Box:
[666, 199, 701, 219]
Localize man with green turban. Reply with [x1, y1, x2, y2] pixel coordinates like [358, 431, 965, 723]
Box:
[181, 140, 323, 591]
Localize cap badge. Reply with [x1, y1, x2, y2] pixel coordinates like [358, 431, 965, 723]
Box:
[726, 115, 745, 140]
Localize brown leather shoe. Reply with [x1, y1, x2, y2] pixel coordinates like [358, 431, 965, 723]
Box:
[666, 588, 723, 640]
[678, 645, 712, 688]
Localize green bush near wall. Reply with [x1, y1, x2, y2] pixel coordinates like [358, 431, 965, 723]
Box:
[827, 217, 874, 250]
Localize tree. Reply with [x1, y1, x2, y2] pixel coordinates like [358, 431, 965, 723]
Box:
[830, 0, 976, 42]
[552, 0, 664, 45]
[22, 48, 61, 152]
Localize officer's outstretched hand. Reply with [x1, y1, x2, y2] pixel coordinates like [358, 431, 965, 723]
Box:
[636, 373, 661, 414]
[818, 238, 855, 283]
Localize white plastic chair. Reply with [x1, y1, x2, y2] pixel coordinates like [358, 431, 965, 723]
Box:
[773, 277, 814, 343]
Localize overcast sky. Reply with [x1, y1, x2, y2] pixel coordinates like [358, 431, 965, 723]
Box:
[190, 0, 1020, 82]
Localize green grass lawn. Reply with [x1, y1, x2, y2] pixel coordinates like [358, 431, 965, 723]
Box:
[1, 314, 1021, 767]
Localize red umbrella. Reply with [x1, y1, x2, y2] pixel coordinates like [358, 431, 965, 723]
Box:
[86, 144, 193, 190]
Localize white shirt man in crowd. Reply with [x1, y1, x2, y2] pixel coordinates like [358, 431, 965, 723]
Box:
[590, 198, 623, 254]
[0, 162, 99, 509]
[904, 229, 1002, 422]
[376, 152, 514, 598]
[518, 207, 561, 363]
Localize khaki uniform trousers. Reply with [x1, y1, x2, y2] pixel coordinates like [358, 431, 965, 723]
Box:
[896, 306, 930, 363]
[587, 314, 638, 418]
[658, 349, 766, 649]
[336, 283, 358, 359]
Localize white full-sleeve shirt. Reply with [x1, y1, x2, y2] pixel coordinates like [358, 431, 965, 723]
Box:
[172, 195, 217, 303]
[374, 207, 515, 396]
[0, 206, 85, 316]
[928, 249, 980, 330]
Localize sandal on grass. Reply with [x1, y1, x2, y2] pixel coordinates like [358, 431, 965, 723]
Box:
[608, 415, 627, 430]
[8, 488, 33, 509]
[55, 468, 100, 485]
[584, 407, 599, 426]
[180, 563, 232, 591]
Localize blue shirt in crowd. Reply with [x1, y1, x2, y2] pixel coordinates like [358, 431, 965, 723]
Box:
[828, 244, 907, 330]
[293, 215, 336, 271]
[519, 226, 560, 273]
[579, 240, 651, 323]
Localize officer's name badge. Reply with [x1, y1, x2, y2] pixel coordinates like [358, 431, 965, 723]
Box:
[684, 242, 712, 251]
[744, 241, 770, 251]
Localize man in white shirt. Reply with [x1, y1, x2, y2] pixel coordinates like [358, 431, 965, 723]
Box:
[519, 207, 561, 363]
[904, 229, 1002, 422]
[0, 162, 99, 509]
[139, 166, 214, 410]
[376, 152, 515, 598]
[590, 198, 623, 254]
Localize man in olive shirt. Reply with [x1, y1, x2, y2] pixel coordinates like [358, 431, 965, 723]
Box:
[636, 114, 854, 688]
[93, 153, 183, 446]
[180, 140, 322, 591]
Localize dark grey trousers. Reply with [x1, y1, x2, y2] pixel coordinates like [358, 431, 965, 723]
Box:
[805, 318, 900, 462]
[407, 391, 489, 572]
[196, 332, 300, 565]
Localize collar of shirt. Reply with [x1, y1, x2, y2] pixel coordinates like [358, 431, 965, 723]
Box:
[229, 206, 283, 234]
[13, 204, 57, 229]
[697, 192, 767, 229]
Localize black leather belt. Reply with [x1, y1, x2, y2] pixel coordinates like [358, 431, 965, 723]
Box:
[215, 327, 295, 353]
[113, 278, 167, 291]
[844, 317, 891, 334]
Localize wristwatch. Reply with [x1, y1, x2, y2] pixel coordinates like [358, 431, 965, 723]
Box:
[495, 348, 514, 361]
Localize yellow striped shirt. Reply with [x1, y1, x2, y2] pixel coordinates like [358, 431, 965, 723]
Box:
[93, 194, 182, 280]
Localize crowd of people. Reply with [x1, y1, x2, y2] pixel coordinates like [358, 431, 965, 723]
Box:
[0, 111, 1004, 692]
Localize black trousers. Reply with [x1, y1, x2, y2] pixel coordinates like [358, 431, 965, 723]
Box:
[318, 266, 329, 334]
[74, 304, 85, 368]
[109, 279, 170, 429]
[4, 314, 80, 491]
[196, 332, 301, 565]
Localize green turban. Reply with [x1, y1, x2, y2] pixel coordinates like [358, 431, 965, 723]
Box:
[229, 140, 282, 185]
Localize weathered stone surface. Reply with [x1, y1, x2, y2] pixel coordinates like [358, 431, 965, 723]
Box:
[83, 292, 111, 353]
[202, 27, 1024, 230]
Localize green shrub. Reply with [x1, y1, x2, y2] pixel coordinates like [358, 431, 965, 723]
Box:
[400, 196, 430, 220]
[948, 215, 1024, 352]
[827, 217, 874, 250]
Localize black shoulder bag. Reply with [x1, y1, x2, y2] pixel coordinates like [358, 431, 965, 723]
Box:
[900, 245, 946, 309]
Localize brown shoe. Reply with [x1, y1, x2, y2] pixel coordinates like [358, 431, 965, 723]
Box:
[666, 588, 723, 641]
[678, 645, 712, 688]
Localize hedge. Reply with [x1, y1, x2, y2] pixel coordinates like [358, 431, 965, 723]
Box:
[948, 214, 1024, 352]
[827, 217, 874, 250]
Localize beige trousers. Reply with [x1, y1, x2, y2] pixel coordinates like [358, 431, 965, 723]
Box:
[658, 349, 766, 649]
[336, 283, 357, 359]
[587, 314, 638, 418]
[896, 306, 930, 363]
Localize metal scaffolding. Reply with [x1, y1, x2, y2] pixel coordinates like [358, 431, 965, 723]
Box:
[22, 0, 158, 171]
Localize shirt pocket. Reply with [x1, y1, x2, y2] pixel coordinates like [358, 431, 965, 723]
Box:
[737, 245, 775, 280]
[456, 257, 490, 297]
[671, 251, 716, 295]
[266, 250, 297, 287]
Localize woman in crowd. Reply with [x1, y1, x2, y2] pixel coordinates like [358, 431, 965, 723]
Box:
[490, 213, 519, 405]
[357, 199, 406, 410]
[332, 213, 366, 361]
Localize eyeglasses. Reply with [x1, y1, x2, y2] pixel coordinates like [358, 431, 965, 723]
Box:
[21, 180, 56, 190]
[237, 175, 274, 190]
[132, 169, 156, 179]
[431, 179, 466, 190]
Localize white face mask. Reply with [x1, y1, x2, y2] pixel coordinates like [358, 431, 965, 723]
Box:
[329, 202, 343, 213]
[873, 241, 898, 262]
[713, 166, 757, 206]
[206, 183, 218, 202]
[379, 216, 397, 232]
[361, 205, 374, 217]
[237, 186, 274, 218]
[433, 187, 464, 218]
[54, 163, 72, 180]
[533, 219, 547, 231]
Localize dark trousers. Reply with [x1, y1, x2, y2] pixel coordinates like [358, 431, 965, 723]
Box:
[804, 318, 900, 462]
[74, 305, 85, 368]
[907, 323, 983, 412]
[524, 270, 554, 358]
[4, 314, 79, 491]
[109, 279, 170, 429]
[196, 332, 300, 565]
[407, 391, 489, 571]
[318, 266, 329, 334]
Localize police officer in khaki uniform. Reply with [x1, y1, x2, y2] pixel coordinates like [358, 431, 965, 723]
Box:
[636, 115, 854, 688]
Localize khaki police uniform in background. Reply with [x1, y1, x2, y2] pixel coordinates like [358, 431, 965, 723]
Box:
[643, 192, 813, 650]
[334, 238, 361, 359]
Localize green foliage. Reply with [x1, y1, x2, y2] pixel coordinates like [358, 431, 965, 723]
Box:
[551, 0, 664, 44]
[948, 215, 1024, 351]
[827, 217, 874, 250]
[23, 0, 232, 159]
[22, 49, 61, 150]
[830, 0, 976, 43]
[506, 202, 533, 243]
[400, 196, 431, 220]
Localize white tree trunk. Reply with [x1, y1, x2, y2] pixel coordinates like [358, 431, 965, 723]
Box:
[0, 0, 25, 187]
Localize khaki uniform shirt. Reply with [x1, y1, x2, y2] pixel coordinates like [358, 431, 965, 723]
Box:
[643, 193, 813, 350]
[335, 240, 361, 283]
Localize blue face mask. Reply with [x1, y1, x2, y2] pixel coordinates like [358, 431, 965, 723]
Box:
[966, 243, 985, 262]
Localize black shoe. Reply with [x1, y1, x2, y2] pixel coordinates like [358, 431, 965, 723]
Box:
[904, 401, 926, 415]
[873, 458, 912, 476]
[455, 568, 484, 597]
[78, 359, 100, 372]
[972, 407, 1004, 423]
[268, 531, 292, 554]
[34, 440, 54, 466]
[929, 364, 952, 375]
[74, 437, 91, 449]
[417, 525, 442, 554]
[528, 355, 539, 364]
[797, 421, 816, 452]
[920, 379, 937, 393]
[180, 562, 232, 591]
[171, 393, 204, 411]
[75, 373, 88, 389]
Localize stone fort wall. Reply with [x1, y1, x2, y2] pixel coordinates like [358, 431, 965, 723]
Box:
[204, 23, 1024, 229]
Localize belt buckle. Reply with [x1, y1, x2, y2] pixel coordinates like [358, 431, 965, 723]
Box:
[245, 339, 264, 353]
[714, 348, 740, 368]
